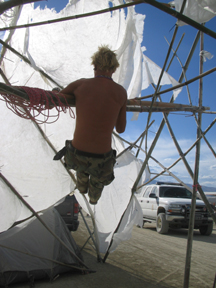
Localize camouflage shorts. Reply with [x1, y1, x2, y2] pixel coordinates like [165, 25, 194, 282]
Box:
[64, 140, 116, 204]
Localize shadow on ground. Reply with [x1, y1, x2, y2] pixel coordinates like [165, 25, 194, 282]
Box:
[11, 247, 175, 288]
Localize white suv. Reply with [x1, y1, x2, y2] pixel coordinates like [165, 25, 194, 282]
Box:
[136, 182, 213, 235]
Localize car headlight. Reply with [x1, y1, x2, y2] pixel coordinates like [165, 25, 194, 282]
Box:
[167, 204, 182, 213]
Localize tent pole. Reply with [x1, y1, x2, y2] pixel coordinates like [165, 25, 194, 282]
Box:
[165, 118, 216, 172]
[0, 68, 10, 85]
[135, 120, 154, 158]
[135, 132, 145, 158]
[79, 208, 100, 256]
[166, 33, 185, 71]
[79, 195, 102, 262]
[213, 273, 216, 288]
[0, 0, 41, 14]
[184, 27, 205, 288]
[0, 243, 90, 272]
[0, 5, 22, 68]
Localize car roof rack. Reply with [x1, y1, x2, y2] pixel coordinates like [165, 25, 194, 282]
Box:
[156, 181, 183, 186]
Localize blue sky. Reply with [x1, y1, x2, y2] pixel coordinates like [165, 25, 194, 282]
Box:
[33, 1, 216, 188]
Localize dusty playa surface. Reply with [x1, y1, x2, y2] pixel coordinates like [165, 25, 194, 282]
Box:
[13, 215, 216, 288]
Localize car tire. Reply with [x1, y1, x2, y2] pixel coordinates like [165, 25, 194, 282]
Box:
[199, 222, 213, 236]
[156, 213, 169, 234]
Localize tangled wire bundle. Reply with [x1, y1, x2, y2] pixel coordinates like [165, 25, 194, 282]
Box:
[0, 86, 75, 124]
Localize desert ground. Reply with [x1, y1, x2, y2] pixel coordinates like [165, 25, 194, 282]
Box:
[13, 214, 216, 288]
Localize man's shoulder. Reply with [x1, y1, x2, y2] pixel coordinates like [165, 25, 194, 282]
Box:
[76, 77, 89, 83]
[115, 82, 127, 98]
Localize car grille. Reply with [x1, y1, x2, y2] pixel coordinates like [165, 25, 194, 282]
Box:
[184, 204, 208, 220]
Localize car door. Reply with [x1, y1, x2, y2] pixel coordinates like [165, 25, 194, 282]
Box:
[139, 186, 154, 217]
[147, 187, 159, 219]
[136, 187, 148, 210]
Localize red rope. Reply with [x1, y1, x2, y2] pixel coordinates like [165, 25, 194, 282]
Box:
[0, 86, 75, 124]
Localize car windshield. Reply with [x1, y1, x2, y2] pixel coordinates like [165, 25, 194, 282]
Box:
[159, 187, 192, 198]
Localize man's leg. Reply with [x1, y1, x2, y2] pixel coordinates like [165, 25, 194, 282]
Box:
[88, 177, 104, 205]
[76, 171, 89, 194]
[87, 153, 116, 204]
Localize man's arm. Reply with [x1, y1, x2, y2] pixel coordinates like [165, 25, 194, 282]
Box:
[60, 79, 83, 98]
[115, 95, 127, 133]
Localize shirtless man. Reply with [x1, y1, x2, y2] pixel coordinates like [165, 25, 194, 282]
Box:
[61, 45, 127, 204]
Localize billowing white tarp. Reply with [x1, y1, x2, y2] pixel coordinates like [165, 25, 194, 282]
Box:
[0, 0, 177, 253]
[174, 0, 216, 26]
[75, 151, 145, 254]
[142, 55, 182, 100]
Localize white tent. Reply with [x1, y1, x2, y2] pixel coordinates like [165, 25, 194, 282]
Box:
[0, 207, 86, 286]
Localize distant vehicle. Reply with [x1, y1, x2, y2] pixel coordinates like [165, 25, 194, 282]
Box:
[55, 194, 79, 231]
[198, 192, 216, 209]
[136, 182, 213, 235]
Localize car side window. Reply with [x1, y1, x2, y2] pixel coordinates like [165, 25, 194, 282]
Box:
[140, 188, 147, 197]
[151, 186, 158, 197]
[144, 187, 152, 198]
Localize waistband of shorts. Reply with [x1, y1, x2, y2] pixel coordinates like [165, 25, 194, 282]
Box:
[66, 141, 114, 159]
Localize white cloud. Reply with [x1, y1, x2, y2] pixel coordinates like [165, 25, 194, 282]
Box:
[210, 165, 216, 170]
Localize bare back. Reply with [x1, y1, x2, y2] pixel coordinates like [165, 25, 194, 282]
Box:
[61, 77, 127, 154]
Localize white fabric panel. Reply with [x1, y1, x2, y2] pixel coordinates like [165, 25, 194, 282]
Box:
[142, 55, 182, 100]
[115, 10, 145, 99]
[109, 195, 143, 253]
[174, 0, 216, 26]
[1, 2, 126, 89]
[75, 151, 147, 254]
[0, 178, 29, 231]
[0, 99, 74, 232]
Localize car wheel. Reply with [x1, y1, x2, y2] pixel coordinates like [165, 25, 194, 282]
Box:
[199, 222, 213, 236]
[156, 213, 169, 234]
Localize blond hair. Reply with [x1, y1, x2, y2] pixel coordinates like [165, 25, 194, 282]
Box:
[91, 45, 119, 73]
